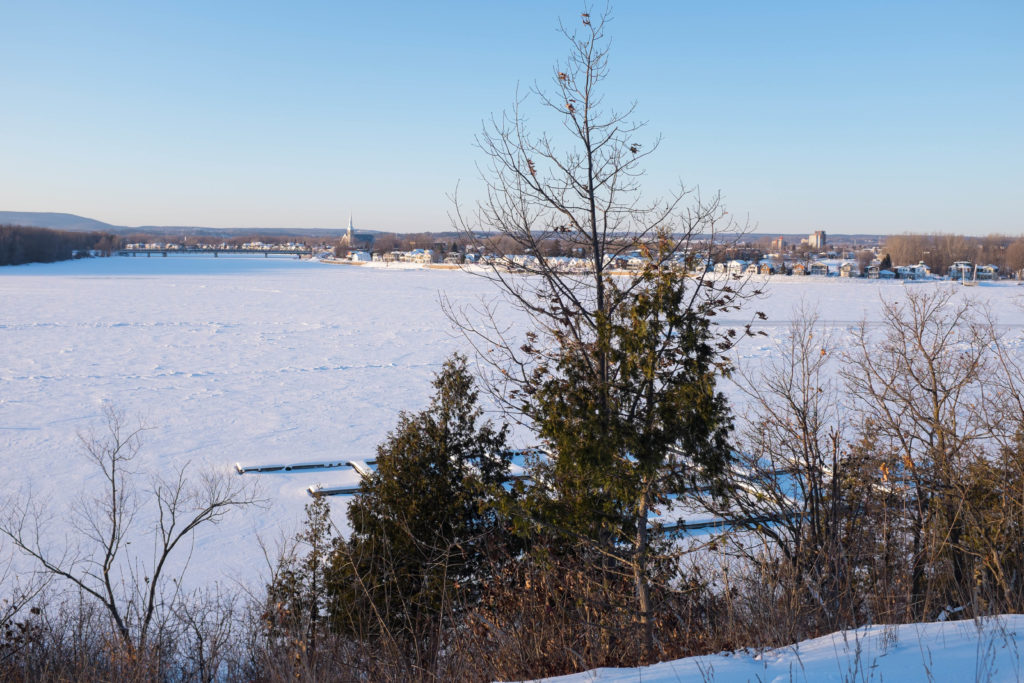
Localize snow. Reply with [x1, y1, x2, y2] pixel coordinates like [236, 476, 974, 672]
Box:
[3, 257, 1024, 597]
[540, 616, 1024, 682]
[0, 256, 522, 590]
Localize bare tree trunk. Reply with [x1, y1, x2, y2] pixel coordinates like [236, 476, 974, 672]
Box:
[634, 481, 654, 661]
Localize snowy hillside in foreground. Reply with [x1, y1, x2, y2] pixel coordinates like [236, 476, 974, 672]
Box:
[3, 256, 1024, 592]
[542, 616, 1024, 683]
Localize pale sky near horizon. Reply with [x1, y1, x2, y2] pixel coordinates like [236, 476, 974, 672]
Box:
[1, 1, 1021, 235]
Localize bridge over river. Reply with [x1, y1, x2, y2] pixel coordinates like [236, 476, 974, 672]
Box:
[118, 246, 314, 257]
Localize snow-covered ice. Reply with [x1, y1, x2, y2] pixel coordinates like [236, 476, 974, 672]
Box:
[3, 257, 1024, 593]
[0, 256, 521, 589]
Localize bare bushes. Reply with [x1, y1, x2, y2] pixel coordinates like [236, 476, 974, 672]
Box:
[11, 289, 1024, 679]
[723, 303, 856, 641]
[0, 586, 260, 682]
[0, 406, 260, 681]
[720, 288, 1024, 647]
[257, 501, 726, 682]
[452, 539, 725, 680]
[253, 289, 1024, 680]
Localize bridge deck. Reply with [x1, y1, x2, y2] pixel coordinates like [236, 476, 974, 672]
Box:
[118, 247, 313, 256]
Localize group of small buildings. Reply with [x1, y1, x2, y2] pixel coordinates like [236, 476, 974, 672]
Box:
[334, 245, 1010, 282]
[333, 225, 1010, 281]
[124, 241, 313, 252]
[709, 258, 1004, 281]
[712, 258, 865, 278]
[373, 249, 436, 264]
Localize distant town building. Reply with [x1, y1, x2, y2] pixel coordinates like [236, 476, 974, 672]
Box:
[771, 236, 785, 252]
[949, 261, 973, 280]
[808, 230, 827, 249]
[727, 259, 749, 276]
[340, 215, 375, 251]
[976, 264, 998, 280]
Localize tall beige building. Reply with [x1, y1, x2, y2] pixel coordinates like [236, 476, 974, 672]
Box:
[808, 230, 827, 249]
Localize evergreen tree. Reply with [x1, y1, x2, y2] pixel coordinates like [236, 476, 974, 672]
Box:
[327, 354, 511, 657]
[264, 495, 335, 652]
[515, 241, 735, 657]
[446, 8, 750, 659]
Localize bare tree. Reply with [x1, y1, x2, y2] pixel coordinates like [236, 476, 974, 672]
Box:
[1005, 238, 1024, 278]
[172, 587, 247, 683]
[841, 288, 995, 618]
[719, 303, 908, 635]
[0, 547, 50, 667]
[0, 406, 260, 651]
[729, 307, 844, 560]
[448, 8, 754, 410]
[446, 8, 759, 662]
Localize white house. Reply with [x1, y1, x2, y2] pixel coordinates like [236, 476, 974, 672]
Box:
[949, 261, 973, 280]
[976, 264, 999, 280]
[727, 259, 749, 276]
[809, 260, 830, 276]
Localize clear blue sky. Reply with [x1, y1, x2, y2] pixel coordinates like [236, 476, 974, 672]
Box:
[1, 1, 1021, 235]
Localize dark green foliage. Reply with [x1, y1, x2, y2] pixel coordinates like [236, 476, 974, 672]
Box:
[525, 256, 733, 524]
[0, 225, 117, 266]
[262, 355, 513, 676]
[959, 431, 1024, 612]
[265, 495, 335, 648]
[327, 355, 510, 648]
[509, 247, 735, 661]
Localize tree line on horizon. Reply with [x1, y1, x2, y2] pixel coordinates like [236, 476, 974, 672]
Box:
[9, 221, 1024, 279]
[0, 225, 118, 266]
[882, 232, 1024, 275]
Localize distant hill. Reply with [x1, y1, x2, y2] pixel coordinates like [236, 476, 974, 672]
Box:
[0, 211, 374, 239]
[0, 211, 119, 232]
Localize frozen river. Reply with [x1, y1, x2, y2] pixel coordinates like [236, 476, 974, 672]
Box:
[3, 256, 1024, 588]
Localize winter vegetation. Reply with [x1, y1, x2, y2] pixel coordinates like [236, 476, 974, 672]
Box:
[9, 267, 1024, 680]
[4, 9, 1024, 683]
[0, 225, 118, 266]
